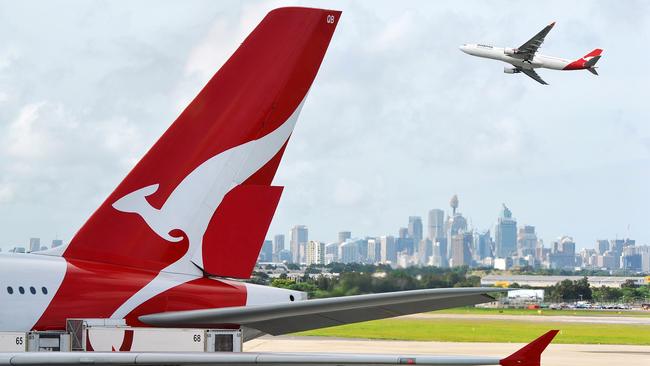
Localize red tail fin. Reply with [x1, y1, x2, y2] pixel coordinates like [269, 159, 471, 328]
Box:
[500, 330, 559, 366]
[583, 48, 603, 58]
[61, 7, 341, 278]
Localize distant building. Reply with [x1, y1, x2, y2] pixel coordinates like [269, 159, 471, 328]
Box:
[408, 216, 423, 247]
[482, 274, 648, 288]
[427, 209, 445, 241]
[417, 238, 433, 265]
[290, 225, 308, 263]
[306, 241, 325, 265]
[339, 240, 360, 264]
[273, 234, 285, 254]
[517, 225, 537, 257]
[367, 238, 381, 263]
[9, 247, 26, 253]
[380, 235, 396, 264]
[260, 240, 272, 262]
[450, 232, 472, 267]
[596, 240, 609, 255]
[29, 238, 40, 253]
[51, 239, 63, 248]
[324, 242, 339, 264]
[549, 236, 576, 270]
[474, 230, 493, 260]
[338, 231, 351, 243]
[495, 204, 517, 258]
[398, 227, 409, 239]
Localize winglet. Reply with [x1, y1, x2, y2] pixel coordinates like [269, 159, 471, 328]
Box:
[549, 21, 556, 26]
[500, 330, 559, 366]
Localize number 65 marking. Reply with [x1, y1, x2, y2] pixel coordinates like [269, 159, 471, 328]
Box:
[326, 15, 335, 24]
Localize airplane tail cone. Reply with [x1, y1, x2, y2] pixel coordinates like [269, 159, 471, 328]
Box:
[499, 330, 559, 366]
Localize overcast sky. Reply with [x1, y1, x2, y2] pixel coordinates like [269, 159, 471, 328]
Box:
[0, 0, 648, 252]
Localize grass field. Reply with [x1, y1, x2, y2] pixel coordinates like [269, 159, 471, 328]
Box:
[297, 318, 650, 345]
[435, 307, 650, 317]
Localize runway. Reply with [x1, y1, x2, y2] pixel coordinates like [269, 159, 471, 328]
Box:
[246, 336, 650, 366]
[402, 313, 650, 325]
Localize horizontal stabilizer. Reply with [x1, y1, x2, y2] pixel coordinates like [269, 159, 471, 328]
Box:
[588, 67, 599, 76]
[139, 287, 504, 335]
[500, 330, 559, 366]
[584, 55, 601, 68]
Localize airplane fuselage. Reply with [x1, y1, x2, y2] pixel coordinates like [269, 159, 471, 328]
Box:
[0, 253, 303, 332]
[460, 43, 581, 70]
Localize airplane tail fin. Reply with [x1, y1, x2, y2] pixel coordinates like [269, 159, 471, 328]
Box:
[500, 330, 559, 366]
[58, 7, 341, 278]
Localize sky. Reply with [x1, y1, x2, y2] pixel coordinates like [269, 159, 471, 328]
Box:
[0, 0, 648, 252]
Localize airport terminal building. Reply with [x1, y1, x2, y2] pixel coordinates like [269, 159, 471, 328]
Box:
[481, 274, 649, 288]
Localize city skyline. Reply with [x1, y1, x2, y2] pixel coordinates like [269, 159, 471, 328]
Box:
[0, 1, 647, 251]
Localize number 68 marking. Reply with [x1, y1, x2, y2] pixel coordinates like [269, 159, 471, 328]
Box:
[326, 15, 335, 24]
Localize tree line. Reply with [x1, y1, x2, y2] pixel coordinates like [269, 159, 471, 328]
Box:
[251, 263, 649, 303]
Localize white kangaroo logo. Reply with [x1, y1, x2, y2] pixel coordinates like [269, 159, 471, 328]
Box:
[110, 99, 305, 319]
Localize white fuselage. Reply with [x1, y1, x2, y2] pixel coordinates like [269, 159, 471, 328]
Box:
[460, 43, 572, 70]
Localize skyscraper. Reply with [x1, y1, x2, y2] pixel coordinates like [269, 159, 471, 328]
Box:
[29, 238, 40, 253]
[273, 234, 285, 256]
[474, 230, 493, 260]
[338, 231, 351, 243]
[450, 232, 473, 267]
[51, 239, 63, 248]
[408, 216, 423, 247]
[517, 225, 537, 257]
[380, 235, 396, 264]
[260, 240, 272, 262]
[427, 209, 445, 241]
[290, 225, 308, 263]
[306, 241, 325, 265]
[495, 204, 517, 258]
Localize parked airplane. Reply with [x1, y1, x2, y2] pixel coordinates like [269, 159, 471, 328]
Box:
[460, 22, 602, 84]
[0, 6, 558, 365]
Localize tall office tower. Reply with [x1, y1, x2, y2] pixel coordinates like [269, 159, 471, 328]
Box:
[260, 240, 273, 262]
[549, 236, 576, 269]
[517, 225, 537, 257]
[306, 241, 325, 265]
[367, 238, 380, 263]
[398, 227, 409, 239]
[273, 234, 285, 256]
[609, 239, 625, 255]
[380, 235, 396, 264]
[427, 209, 445, 241]
[474, 230, 493, 260]
[596, 240, 609, 255]
[51, 239, 63, 248]
[495, 204, 517, 258]
[324, 242, 339, 264]
[290, 225, 308, 263]
[338, 231, 351, 243]
[436, 238, 448, 266]
[339, 240, 359, 264]
[29, 238, 41, 252]
[450, 232, 473, 267]
[408, 216, 423, 246]
[418, 238, 433, 265]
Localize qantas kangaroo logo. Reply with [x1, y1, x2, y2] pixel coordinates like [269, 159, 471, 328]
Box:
[108, 99, 305, 318]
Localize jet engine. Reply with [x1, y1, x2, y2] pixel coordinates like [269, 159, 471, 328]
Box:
[504, 66, 520, 74]
[503, 47, 518, 55]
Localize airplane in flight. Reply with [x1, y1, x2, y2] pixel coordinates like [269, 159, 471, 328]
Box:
[0, 7, 559, 365]
[460, 22, 602, 84]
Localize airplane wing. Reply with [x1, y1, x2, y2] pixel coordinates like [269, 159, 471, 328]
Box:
[0, 330, 559, 366]
[519, 68, 549, 85]
[516, 22, 555, 60]
[140, 287, 503, 337]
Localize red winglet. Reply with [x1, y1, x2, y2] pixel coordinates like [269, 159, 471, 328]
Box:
[500, 330, 559, 366]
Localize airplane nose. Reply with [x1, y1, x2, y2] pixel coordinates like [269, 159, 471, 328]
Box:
[459, 44, 468, 53]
